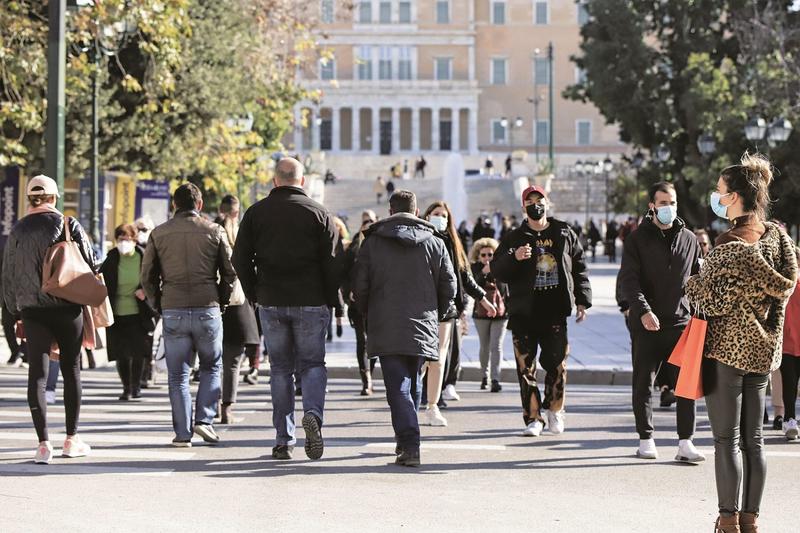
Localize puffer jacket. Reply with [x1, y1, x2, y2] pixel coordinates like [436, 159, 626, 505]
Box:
[685, 222, 798, 373]
[2, 212, 97, 313]
[141, 210, 236, 311]
[354, 213, 457, 360]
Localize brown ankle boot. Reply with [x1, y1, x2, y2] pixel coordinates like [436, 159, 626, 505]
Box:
[739, 512, 758, 533]
[715, 513, 740, 533]
[220, 403, 233, 425]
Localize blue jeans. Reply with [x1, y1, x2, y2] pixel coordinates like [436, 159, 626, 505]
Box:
[260, 306, 329, 446]
[380, 355, 424, 453]
[162, 307, 223, 440]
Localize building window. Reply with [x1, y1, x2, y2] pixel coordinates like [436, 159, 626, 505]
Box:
[435, 57, 452, 80]
[534, 57, 549, 85]
[535, 1, 548, 24]
[320, 118, 332, 150]
[577, 2, 590, 25]
[399, 1, 412, 22]
[491, 120, 508, 144]
[357, 46, 373, 80]
[358, 1, 372, 23]
[320, 58, 336, 80]
[378, 46, 393, 80]
[321, 0, 334, 23]
[535, 119, 549, 146]
[577, 120, 592, 145]
[575, 67, 587, 84]
[491, 58, 507, 85]
[379, 1, 392, 23]
[491, 1, 506, 24]
[398, 47, 413, 79]
[436, 1, 450, 24]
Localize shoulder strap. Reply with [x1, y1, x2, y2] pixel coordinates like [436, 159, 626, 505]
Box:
[63, 216, 73, 242]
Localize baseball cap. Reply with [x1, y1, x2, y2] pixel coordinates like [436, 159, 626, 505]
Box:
[26, 175, 60, 197]
[521, 185, 547, 204]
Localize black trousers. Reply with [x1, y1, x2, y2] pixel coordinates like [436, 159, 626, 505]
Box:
[222, 342, 258, 404]
[349, 308, 374, 377]
[107, 315, 151, 394]
[22, 306, 84, 442]
[780, 355, 800, 420]
[703, 358, 769, 516]
[443, 319, 462, 387]
[631, 326, 696, 440]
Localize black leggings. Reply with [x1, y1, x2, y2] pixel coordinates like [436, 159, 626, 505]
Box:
[22, 306, 84, 442]
[780, 355, 800, 420]
[703, 358, 769, 516]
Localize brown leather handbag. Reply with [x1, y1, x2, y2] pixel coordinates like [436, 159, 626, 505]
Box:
[41, 217, 107, 307]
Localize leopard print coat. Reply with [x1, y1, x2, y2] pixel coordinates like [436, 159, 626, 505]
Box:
[685, 222, 798, 374]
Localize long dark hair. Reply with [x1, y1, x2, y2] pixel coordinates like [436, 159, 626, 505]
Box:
[423, 200, 467, 272]
[720, 152, 773, 221]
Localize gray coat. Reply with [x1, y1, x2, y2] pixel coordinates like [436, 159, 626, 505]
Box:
[354, 213, 457, 360]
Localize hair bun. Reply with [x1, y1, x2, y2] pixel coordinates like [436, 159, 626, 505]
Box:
[740, 151, 773, 186]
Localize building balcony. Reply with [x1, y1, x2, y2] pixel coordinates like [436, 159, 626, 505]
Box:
[305, 78, 480, 97]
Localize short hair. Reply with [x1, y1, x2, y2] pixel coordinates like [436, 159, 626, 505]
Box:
[173, 183, 203, 211]
[468, 237, 500, 263]
[648, 181, 676, 202]
[389, 190, 416, 214]
[114, 223, 138, 241]
[275, 157, 304, 184]
[219, 194, 240, 215]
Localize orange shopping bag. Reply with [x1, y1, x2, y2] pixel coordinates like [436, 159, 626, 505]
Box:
[667, 317, 707, 400]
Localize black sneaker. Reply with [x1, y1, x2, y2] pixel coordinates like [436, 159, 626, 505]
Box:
[437, 398, 448, 409]
[302, 413, 324, 460]
[395, 449, 420, 467]
[295, 387, 303, 397]
[271, 445, 294, 460]
[395, 443, 402, 456]
[773, 415, 784, 431]
[118, 392, 130, 401]
[491, 380, 502, 393]
[480, 377, 488, 390]
[193, 423, 220, 444]
[659, 388, 676, 408]
[131, 389, 142, 400]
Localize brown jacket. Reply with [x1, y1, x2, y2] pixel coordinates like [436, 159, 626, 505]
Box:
[715, 214, 765, 246]
[141, 211, 236, 311]
[686, 222, 798, 373]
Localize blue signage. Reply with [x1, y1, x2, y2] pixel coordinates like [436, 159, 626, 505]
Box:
[0, 167, 21, 250]
[135, 180, 171, 226]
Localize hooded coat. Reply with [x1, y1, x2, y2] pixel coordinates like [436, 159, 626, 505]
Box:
[354, 213, 457, 360]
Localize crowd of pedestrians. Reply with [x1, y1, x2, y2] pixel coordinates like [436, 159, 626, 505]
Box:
[2, 152, 799, 532]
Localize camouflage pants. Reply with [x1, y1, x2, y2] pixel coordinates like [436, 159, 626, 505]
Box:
[512, 322, 569, 425]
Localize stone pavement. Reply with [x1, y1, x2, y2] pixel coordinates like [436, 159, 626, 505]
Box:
[1, 366, 799, 533]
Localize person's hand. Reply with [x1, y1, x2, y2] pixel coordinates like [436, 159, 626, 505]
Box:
[641, 311, 660, 331]
[481, 263, 491, 274]
[480, 298, 498, 318]
[515, 244, 532, 261]
[135, 289, 146, 301]
[576, 305, 587, 323]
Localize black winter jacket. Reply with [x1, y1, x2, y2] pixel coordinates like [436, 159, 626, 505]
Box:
[470, 261, 509, 320]
[232, 186, 340, 307]
[354, 213, 457, 360]
[2, 212, 97, 314]
[491, 218, 592, 325]
[618, 215, 701, 332]
[437, 233, 485, 320]
[99, 246, 158, 331]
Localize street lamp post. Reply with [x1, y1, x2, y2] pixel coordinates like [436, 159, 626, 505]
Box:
[47, 0, 69, 209]
[575, 160, 595, 225]
[631, 150, 644, 214]
[547, 42, 554, 165]
[602, 156, 613, 225]
[500, 116, 524, 153]
[744, 116, 793, 151]
[527, 94, 545, 164]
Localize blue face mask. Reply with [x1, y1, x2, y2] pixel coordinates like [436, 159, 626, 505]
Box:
[655, 205, 677, 225]
[710, 192, 731, 220]
[429, 215, 448, 233]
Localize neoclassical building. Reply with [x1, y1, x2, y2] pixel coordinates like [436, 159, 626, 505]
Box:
[289, 0, 626, 175]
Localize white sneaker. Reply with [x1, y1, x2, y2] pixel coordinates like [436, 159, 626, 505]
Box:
[522, 420, 544, 437]
[426, 406, 448, 427]
[442, 384, 461, 401]
[675, 439, 706, 463]
[636, 438, 658, 459]
[34, 442, 53, 464]
[45, 390, 56, 405]
[546, 410, 565, 434]
[61, 436, 91, 458]
[784, 418, 799, 440]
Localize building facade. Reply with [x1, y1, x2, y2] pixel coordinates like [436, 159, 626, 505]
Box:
[291, 0, 625, 175]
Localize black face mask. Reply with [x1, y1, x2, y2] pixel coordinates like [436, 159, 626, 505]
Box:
[526, 204, 546, 221]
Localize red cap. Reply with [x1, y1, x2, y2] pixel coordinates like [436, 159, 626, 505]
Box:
[521, 185, 548, 204]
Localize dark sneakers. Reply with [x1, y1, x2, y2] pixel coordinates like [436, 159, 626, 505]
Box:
[271, 445, 294, 460]
[480, 377, 488, 390]
[395, 450, 420, 467]
[302, 413, 324, 460]
[491, 380, 502, 393]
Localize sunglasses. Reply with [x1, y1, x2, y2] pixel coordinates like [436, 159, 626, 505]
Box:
[480, 252, 494, 258]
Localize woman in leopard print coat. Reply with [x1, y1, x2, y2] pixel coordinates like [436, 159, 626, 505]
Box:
[684, 154, 798, 533]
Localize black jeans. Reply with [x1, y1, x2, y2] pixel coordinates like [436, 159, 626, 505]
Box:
[380, 355, 423, 453]
[779, 355, 800, 420]
[703, 358, 769, 516]
[631, 326, 696, 439]
[350, 308, 374, 377]
[21, 306, 83, 442]
[222, 342, 258, 404]
[107, 315, 150, 394]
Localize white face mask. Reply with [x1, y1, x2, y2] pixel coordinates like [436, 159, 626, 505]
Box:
[137, 231, 149, 245]
[429, 215, 448, 233]
[117, 240, 136, 256]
